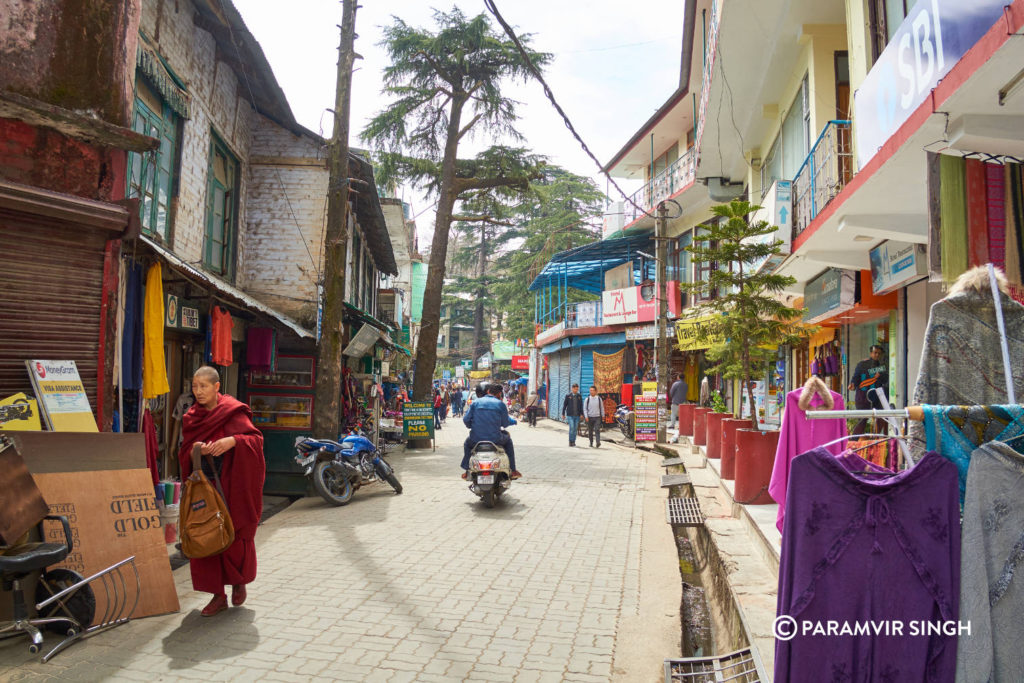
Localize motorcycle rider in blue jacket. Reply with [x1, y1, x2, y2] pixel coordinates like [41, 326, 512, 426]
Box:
[462, 383, 522, 480]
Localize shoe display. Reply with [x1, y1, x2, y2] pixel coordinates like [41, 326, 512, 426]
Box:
[231, 584, 247, 606]
[201, 593, 228, 617]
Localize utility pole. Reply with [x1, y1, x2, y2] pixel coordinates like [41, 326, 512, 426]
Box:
[313, 0, 358, 436]
[656, 202, 669, 443]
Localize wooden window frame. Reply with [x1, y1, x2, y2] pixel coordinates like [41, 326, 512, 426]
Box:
[127, 76, 179, 243]
[203, 132, 239, 280]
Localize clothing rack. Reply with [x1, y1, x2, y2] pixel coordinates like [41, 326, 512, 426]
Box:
[804, 406, 926, 421]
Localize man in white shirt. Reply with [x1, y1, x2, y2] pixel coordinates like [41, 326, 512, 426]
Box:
[583, 385, 605, 448]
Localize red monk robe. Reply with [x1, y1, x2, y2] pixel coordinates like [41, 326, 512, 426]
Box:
[178, 393, 265, 594]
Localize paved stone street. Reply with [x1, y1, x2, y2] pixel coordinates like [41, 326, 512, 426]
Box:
[2, 418, 679, 682]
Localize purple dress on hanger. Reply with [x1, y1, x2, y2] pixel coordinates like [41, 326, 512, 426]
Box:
[775, 448, 960, 683]
[770, 381, 847, 532]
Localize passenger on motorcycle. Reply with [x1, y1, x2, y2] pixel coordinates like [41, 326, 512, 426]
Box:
[461, 382, 522, 480]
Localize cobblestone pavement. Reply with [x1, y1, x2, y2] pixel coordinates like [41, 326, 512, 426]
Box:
[2, 418, 654, 682]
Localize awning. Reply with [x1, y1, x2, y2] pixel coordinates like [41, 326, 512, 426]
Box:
[528, 234, 656, 293]
[344, 302, 393, 334]
[572, 332, 626, 348]
[343, 323, 383, 357]
[541, 339, 572, 354]
[141, 235, 313, 339]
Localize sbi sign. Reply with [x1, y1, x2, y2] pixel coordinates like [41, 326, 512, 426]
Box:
[854, 0, 1005, 168]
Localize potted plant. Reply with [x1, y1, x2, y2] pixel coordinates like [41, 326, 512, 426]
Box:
[680, 200, 807, 501]
[705, 390, 731, 460]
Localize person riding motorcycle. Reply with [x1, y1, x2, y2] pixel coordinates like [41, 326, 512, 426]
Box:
[461, 382, 521, 480]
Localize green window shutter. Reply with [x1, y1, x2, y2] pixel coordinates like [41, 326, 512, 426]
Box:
[126, 83, 177, 243]
[203, 136, 239, 278]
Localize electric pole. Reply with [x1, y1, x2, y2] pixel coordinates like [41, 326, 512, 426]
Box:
[313, 0, 358, 436]
[656, 202, 669, 443]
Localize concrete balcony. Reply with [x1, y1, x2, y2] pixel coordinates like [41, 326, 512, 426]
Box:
[604, 147, 697, 236]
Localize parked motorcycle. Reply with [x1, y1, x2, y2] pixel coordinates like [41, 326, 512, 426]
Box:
[615, 404, 634, 439]
[294, 432, 402, 506]
[467, 438, 512, 508]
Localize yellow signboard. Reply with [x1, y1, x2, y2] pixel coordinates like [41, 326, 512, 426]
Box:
[25, 360, 98, 432]
[0, 392, 42, 430]
[469, 370, 490, 379]
[675, 315, 725, 352]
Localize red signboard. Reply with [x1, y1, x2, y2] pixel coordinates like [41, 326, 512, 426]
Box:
[511, 355, 529, 370]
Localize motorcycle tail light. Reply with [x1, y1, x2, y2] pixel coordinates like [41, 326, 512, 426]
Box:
[478, 460, 496, 470]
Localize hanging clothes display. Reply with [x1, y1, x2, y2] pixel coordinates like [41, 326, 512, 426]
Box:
[120, 260, 144, 392]
[775, 449, 961, 683]
[141, 408, 160, 485]
[1006, 163, 1024, 286]
[956, 440, 1024, 683]
[142, 263, 169, 399]
[245, 327, 276, 372]
[592, 348, 624, 394]
[684, 355, 700, 402]
[922, 404, 1024, 503]
[769, 376, 847, 533]
[985, 162, 1006, 269]
[210, 306, 234, 366]
[910, 266, 1024, 455]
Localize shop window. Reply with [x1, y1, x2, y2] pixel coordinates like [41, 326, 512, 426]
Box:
[203, 134, 239, 278]
[127, 77, 179, 243]
[869, 0, 920, 62]
[760, 75, 810, 196]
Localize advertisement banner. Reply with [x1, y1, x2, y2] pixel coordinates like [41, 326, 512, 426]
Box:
[602, 286, 657, 326]
[511, 355, 530, 370]
[854, 0, 1005, 168]
[25, 360, 97, 431]
[164, 294, 201, 332]
[625, 324, 659, 341]
[870, 240, 928, 295]
[455, 367, 465, 378]
[402, 402, 434, 440]
[469, 370, 490, 379]
[675, 315, 724, 352]
[804, 269, 856, 324]
[411, 262, 427, 324]
[460, 359, 473, 369]
[575, 300, 600, 328]
[634, 381, 659, 441]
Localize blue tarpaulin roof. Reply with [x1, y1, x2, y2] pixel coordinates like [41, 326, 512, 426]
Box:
[541, 332, 626, 354]
[528, 235, 656, 293]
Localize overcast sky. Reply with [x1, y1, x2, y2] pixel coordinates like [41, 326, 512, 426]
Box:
[236, 0, 686, 244]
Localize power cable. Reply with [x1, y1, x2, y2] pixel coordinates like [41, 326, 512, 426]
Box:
[483, 0, 660, 221]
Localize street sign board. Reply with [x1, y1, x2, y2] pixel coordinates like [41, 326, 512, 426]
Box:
[460, 359, 473, 369]
[634, 381, 658, 442]
[442, 370, 451, 380]
[403, 402, 434, 440]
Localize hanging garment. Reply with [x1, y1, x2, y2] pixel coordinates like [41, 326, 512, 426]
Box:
[592, 349, 625, 394]
[141, 408, 160, 486]
[769, 376, 847, 533]
[120, 261, 144, 392]
[910, 278, 1024, 457]
[956, 441, 1024, 683]
[940, 154, 969, 283]
[1007, 163, 1024, 286]
[927, 152, 944, 281]
[684, 357, 700, 402]
[965, 158, 989, 268]
[922, 404, 1024, 503]
[776, 449, 960, 683]
[245, 327, 275, 372]
[211, 306, 234, 366]
[142, 263, 170, 399]
[986, 163, 1007, 269]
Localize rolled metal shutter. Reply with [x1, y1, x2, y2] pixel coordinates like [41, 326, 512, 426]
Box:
[580, 350, 594, 392]
[557, 352, 570, 421]
[570, 348, 582, 392]
[0, 219, 107, 411]
[547, 354, 559, 420]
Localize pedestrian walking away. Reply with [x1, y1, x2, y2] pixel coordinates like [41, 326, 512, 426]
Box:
[562, 383, 584, 446]
[525, 390, 539, 427]
[669, 373, 688, 430]
[433, 390, 443, 429]
[583, 385, 605, 447]
[178, 366, 265, 617]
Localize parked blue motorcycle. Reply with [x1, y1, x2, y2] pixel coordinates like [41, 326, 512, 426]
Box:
[294, 432, 402, 506]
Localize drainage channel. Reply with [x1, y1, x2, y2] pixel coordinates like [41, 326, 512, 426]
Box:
[662, 470, 769, 682]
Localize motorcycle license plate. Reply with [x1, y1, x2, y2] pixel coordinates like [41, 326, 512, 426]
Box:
[477, 474, 495, 484]
[296, 454, 315, 467]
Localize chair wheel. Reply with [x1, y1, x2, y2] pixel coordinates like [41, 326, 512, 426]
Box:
[66, 627, 79, 637]
[28, 643, 40, 654]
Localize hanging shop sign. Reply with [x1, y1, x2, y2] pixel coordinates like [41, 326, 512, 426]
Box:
[634, 381, 658, 441]
[469, 370, 490, 379]
[511, 355, 530, 370]
[854, 0, 1006, 169]
[25, 360, 97, 431]
[460, 359, 473, 369]
[804, 268, 856, 324]
[870, 240, 928, 295]
[675, 315, 725, 352]
[626, 323, 659, 341]
[164, 294, 201, 332]
[402, 401, 434, 440]
[603, 286, 656, 326]
[747, 180, 792, 273]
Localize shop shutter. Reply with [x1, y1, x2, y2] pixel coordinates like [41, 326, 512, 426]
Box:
[570, 348, 582, 392]
[0, 219, 107, 412]
[557, 352, 570, 421]
[546, 354, 560, 420]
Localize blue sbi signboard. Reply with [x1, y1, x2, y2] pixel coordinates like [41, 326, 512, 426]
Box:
[854, 0, 1005, 168]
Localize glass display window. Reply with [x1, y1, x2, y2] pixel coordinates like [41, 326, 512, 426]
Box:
[248, 355, 315, 389]
[249, 393, 313, 430]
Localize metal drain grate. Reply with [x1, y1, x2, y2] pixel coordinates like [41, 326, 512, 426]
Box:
[665, 497, 703, 527]
[661, 457, 685, 467]
[661, 473, 692, 488]
[664, 647, 767, 682]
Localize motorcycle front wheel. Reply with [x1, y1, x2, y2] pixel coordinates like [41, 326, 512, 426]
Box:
[312, 461, 354, 506]
[375, 460, 403, 494]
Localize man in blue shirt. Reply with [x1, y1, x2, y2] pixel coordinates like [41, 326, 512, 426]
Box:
[462, 383, 521, 480]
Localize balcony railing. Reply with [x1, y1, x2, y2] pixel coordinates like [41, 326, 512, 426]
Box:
[792, 120, 853, 238]
[693, 0, 721, 157]
[621, 147, 696, 226]
[537, 300, 603, 329]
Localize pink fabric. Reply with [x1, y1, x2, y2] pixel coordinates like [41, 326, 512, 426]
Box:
[768, 388, 847, 533]
[141, 408, 160, 486]
[986, 162, 1006, 268]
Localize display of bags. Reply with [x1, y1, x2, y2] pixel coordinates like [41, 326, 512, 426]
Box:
[179, 444, 234, 559]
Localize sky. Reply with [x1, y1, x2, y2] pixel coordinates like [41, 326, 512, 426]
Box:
[236, 0, 687, 246]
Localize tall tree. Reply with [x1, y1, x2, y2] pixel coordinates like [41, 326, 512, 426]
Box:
[362, 9, 550, 400]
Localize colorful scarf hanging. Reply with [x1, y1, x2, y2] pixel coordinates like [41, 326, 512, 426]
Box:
[592, 349, 625, 394]
[986, 162, 1006, 269]
[939, 155, 968, 283]
[926, 152, 943, 281]
[965, 158, 989, 268]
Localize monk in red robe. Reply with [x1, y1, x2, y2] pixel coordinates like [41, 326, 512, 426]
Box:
[178, 366, 265, 617]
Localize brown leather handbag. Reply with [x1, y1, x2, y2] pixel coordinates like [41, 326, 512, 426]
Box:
[179, 444, 235, 558]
